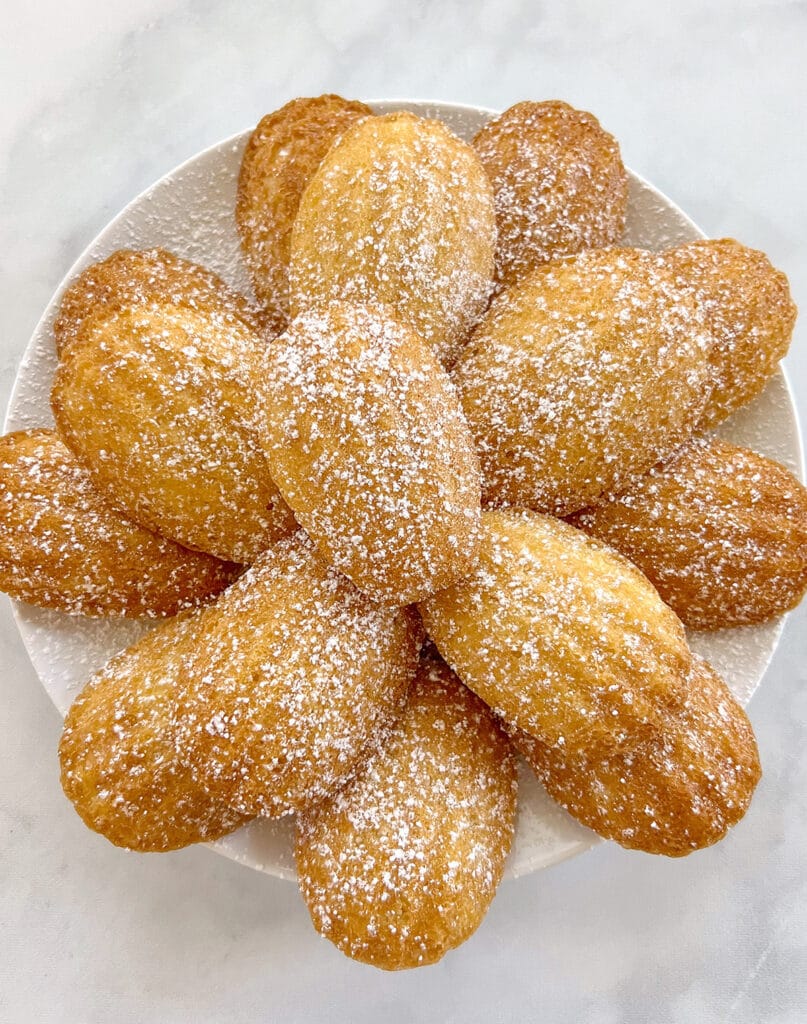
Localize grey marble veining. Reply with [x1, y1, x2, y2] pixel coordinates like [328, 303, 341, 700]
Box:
[1, 2, 806, 1021]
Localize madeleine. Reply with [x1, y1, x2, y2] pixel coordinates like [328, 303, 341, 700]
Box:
[296, 652, 516, 969]
[665, 238, 796, 427]
[259, 303, 481, 604]
[473, 100, 628, 287]
[570, 437, 807, 629]
[52, 302, 295, 562]
[0, 429, 238, 616]
[290, 111, 496, 364]
[452, 248, 713, 515]
[174, 533, 423, 817]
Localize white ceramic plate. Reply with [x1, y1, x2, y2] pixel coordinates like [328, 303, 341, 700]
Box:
[4, 100, 803, 881]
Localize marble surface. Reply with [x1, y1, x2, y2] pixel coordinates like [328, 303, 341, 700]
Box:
[1, 1, 806, 1020]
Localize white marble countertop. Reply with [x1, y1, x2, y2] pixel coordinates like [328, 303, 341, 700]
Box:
[2, 2, 806, 1021]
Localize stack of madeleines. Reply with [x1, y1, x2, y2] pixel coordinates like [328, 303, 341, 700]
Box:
[2, 95, 805, 971]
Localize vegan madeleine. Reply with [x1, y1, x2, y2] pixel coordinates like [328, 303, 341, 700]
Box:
[473, 100, 628, 288]
[296, 652, 516, 970]
[51, 302, 295, 562]
[290, 111, 497, 365]
[174, 533, 423, 818]
[236, 94, 372, 333]
[452, 248, 713, 515]
[59, 610, 250, 852]
[570, 437, 807, 629]
[0, 429, 238, 617]
[664, 238, 796, 428]
[420, 508, 693, 754]
[512, 655, 761, 856]
[259, 303, 481, 605]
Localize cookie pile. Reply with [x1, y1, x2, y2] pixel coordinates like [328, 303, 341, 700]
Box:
[1, 96, 805, 971]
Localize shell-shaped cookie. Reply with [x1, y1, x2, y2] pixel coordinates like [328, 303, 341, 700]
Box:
[289, 111, 497, 365]
[452, 248, 713, 515]
[570, 436, 807, 629]
[259, 303, 481, 605]
[472, 100, 628, 288]
[419, 508, 693, 755]
[664, 238, 796, 428]
[174, 532, 423, 817]
[51, 302, 295, 562]
[511, 655, 761, 856]
[236, 94, 372, 333]
[295, 652, 517, 970]
[0, 429, 238, 616]
[54, 247, 269, 355]
[59, 610, 250, 851]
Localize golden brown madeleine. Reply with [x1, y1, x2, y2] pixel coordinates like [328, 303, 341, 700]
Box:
[0, 429, 238, 616]
[664, 238, 797, 428]
[452, 248, 713, 515]
[511, 655, 761, 856]
[570, 436, 807, 629]
[419, 509, 692, 755]
[54, 247, 269, 356]
[174, 532, 423, 817]
[59, 610, 250, 851]
[236, 94, 372, 333]
[259, 303, 482, 605]
[51, 302, 296, 562]
[295, 651, 517, 970]
[472, 100, 628, 288]
[290, 111, 497, 365]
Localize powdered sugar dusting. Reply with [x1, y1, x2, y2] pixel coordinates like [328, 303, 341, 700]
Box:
[173, 532, 422, 818]
[59, 531, 422, 851]
[260, 303, 481, 604]
[421, 511, 761, 858]
[453, 248, 714, 515]
[295, 652, 516, 969]
[289, 112, 496, 365]
[0, 428, 237, 617]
